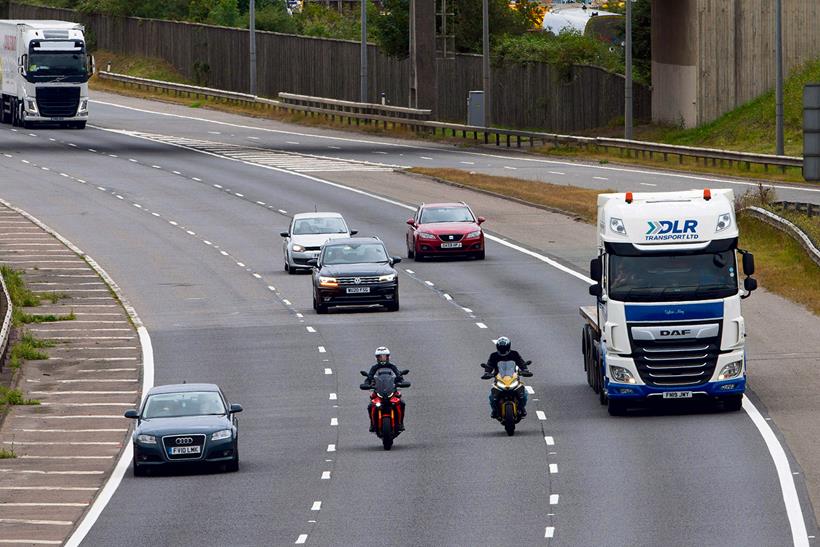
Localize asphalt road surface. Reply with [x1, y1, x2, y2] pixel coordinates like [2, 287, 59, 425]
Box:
[0, 97, 809, 546]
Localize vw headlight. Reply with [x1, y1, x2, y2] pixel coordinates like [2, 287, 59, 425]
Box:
[418, 232, 437, 240]
[718, 360, 743, 380]
[211, 429, 232, 441]
[715, 212, 732, 233]
[378, 273, 396, 282]
[291, 244, 305, 252]
[136, 434, 156, 445]
[466, 230, 481, 238]
[610, 365, 636, 384]
[319, 276, 338, 287]
[78, 98, 89, 113]
[24, 98, 38, 114]
[610, 217, 627, 236]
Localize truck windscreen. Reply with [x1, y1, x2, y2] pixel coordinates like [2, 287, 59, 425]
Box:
[609, 251, 738, 302]
[28, 52, 87, 79]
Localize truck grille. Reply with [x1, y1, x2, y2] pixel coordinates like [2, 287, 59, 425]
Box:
[161, 434, 206, 461]
[629, 326, 721, 387]
[36, 87, 80, 117]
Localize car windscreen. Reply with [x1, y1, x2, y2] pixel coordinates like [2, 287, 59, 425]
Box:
[322, 243, 388, 264]
[608, 251, 738, 302]
[142, 391, 226, 419]
[292, 217, 347, 235]
[419, 206, 474, 223]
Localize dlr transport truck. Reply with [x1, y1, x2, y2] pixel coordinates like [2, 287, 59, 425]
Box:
[581, 189, 758, 415]
[1, 20, 93, 129]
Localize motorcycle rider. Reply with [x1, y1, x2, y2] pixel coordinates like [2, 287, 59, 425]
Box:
[482, 336, 530, 419]
[361, 347, 407, 432]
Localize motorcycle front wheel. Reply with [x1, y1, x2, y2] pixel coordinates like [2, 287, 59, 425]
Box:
[503, 401, 516, 436]
[381, 415, 394, 450]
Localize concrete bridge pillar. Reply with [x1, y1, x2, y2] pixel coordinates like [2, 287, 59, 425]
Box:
[651, 0, 699, 127]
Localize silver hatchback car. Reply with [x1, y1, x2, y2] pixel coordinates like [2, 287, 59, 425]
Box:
[280, 212, 356, 274]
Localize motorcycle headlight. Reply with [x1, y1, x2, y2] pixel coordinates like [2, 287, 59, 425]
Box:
[610, 217, 627, 236]
[211, 429, 232, 441]
[136, 434, 156, 445]
[508, 380, 520, 389]
[610, 366, 636, 384]
[378, 273, 396, 282]
[319, 276, 338, 287]
[291, 244, 305, 252]
[466, 230, 481, 238]
[25, 98, 38, 114]
[718, 360, 743, 380]
[715, 212, 732, 233]
[418, 232, 437, 240]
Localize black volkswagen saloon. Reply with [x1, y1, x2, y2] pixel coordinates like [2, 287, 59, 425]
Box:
[125, 383, 242, 475]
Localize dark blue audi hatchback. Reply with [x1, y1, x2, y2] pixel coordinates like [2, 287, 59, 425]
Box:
[124, 383, 242, 476]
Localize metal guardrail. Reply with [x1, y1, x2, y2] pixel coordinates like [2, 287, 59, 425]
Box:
[746, 206, 820, 268]
[0, 269, 13, 372]
[774, 200, 820, 217]
[97, 71, 805, 174]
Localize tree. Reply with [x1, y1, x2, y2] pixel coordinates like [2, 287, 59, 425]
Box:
[370, 0, 409, 58]
[454, 0, 530, 53]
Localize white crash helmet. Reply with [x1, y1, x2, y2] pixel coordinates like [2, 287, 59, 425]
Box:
[375, 346, 390, 360]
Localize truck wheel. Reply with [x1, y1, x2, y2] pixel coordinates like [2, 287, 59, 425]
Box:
[723, 394, 743, 412]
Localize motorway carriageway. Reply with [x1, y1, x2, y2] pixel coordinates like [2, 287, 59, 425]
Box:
[0, 94, 814, 546]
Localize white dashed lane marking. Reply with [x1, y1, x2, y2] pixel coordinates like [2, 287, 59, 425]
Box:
[536, 410, 547, 421]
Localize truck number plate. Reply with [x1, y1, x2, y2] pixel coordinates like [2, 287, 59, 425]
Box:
[662, 391, 693, 399]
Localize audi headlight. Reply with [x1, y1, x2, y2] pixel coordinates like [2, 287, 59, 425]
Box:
[291, 244, 305, 252]
[211, 429, 232, 441]
[136, 434, 156, 445]
[718, 360, 743, 380]
[418, 232, 437, 240]
[610, 218, 627, 236]
[715, 212, 732, 233]
[466, 230, 481, 238]
[378, 273, 396, 282]
[319, 276, 338, 287]
[610, 366, 636, 384]
[25, 98, 38, 114]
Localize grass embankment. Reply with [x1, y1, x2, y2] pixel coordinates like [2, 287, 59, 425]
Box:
[0, 386, 39, 407]
[413, 169, 820, 314]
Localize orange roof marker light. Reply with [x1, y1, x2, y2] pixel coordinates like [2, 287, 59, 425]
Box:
[625, 192, 634, 204]
[704, 188, 712, 201]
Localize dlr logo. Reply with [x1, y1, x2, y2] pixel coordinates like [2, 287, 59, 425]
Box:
[646, 219, 698, 236]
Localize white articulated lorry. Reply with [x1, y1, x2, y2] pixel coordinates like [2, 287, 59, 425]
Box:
[581, 189, 758, 415]
[0, 20, 93, 129]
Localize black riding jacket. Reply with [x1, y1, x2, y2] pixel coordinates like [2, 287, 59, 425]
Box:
[366, 361, 405, 384]
[485, 350, 528, 376]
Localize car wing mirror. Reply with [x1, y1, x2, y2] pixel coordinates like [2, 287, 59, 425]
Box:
[307, 258, 318, 266]
[391, 256, 402, 264]
[124, 409, 139, 419]
[280, 231, 289, 238]
[406, 218, 416, 226]
[229, 403, 243, 414]
[350, 230, 358, 235]
[477, 216, 486, 225]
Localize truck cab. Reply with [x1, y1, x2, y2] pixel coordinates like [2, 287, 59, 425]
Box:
[581, 189, 757, 415]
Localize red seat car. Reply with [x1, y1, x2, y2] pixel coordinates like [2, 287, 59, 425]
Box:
[406, 202, 486, 260]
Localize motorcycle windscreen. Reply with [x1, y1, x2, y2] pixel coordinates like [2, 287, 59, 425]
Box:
[373, 371, 397, 396]
[496, 360, 517, 377]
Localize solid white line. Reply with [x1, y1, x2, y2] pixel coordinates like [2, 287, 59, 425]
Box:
[0, 518, 73, 525]
[295, 534, 308, 544]
[536, 410, 547, 421]
[15, 428, 127, 433]
[311, 501, 322, 511]
[4, 441, 119, 446]
[0, 469, 103, 475]
[549, 494, 559, 505]
[545, 436, 555, 446]
[30, 391, 137, 395]
[0, 541, 61, 545]
[545, 527, 555, 538]
[27, 416, 123, 419]
[743, 396, 809, 546]
[20, 456, 112, 460]
[0, 486, 98, 491]
[476, 322, 487, 329]
[321, 471, 331, 479]
[0, 502, 89, 507]
[549, 463, 558, 474]
[39, 403, 135, 407]
[327, 444, 336, 452]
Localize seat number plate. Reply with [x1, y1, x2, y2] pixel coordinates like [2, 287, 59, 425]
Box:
[346, 287, 370, 294]
[441, 242, 462, 249]
[662, 391, 693, 399]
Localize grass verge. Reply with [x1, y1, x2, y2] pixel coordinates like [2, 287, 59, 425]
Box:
[0, 447, 15, 459]
[16, 311, 76, 324]
[8, 333, 54, 369]
[0, 386, 39, 406]
[407, 167, 604, 222]
[1, 265, 40, 308]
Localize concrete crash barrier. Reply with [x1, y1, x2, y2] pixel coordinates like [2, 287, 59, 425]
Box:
[746, 206, 820, 268]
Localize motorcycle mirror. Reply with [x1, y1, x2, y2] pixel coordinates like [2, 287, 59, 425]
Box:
[524, 360, 532, 366]
[360, 371, 368, 376]
[401, 369, 410, 375]
[398, 381, 411, 388]
[479, 363, 488, 368]
[521, 371, 533, 377]
[359, 383, 371, 390]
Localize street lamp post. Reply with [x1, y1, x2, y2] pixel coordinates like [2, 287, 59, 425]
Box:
[624, 0, 633, 140]
[249, 0, 257, 96]
[775, 0, 784, 155]
[361, 0, 368, 103]
[482, 0, 490, 127]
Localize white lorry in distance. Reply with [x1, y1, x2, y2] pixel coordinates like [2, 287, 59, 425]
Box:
[581, 189, 758, 415]
[0, 20, 93, 129]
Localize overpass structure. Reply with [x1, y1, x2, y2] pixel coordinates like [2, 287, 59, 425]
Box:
[653, 0, 820, 127]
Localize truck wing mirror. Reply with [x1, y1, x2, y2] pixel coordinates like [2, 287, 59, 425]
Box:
[742, 252, 755, 276]
[589, 257, 602, 282]
[589, 284, 603, 297]
[743, 277, 757, 295]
